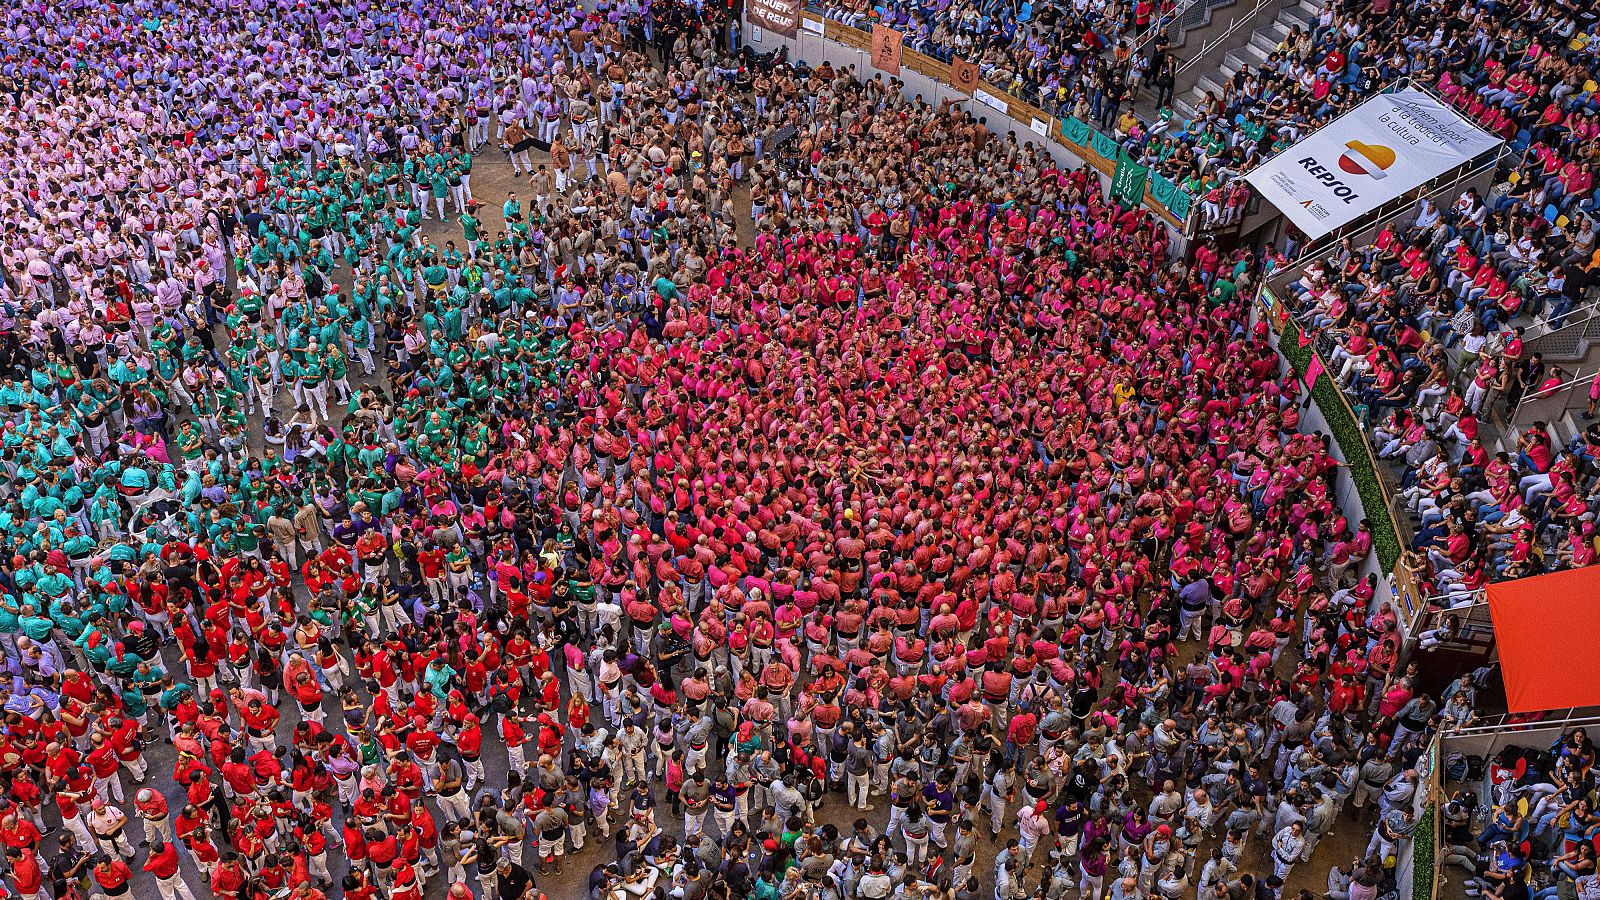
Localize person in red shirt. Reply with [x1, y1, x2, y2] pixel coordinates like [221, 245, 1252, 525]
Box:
[1006, 707, 1038, 751]
[5, 846, 45, 900]
[92, 855, 134, 900]
[0, 813, 42, 856]
[84, 732, 125, 803]
[293, 815, 332, 885]
[389, 859, 423, 900]
[417, 546, 447, 604]
[366, 826, 399, 888]
[134, 787, 173, 845]
[221, 746, 259, 798]
[210, 854, 247, 900]
[286, 656, 326, 727]
[143, 837, 198, 900]
[231, 691, 280, 757]
[187, 825, 222, 885]
[106, 714, 149, 783]
[457, 710, 485, 789]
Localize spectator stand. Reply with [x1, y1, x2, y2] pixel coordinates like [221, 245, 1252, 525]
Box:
[1500, 364, 1600, 452]
[1407, 593, 1497, 700]
[1491, 301, 1600, 460]
[1250, 97, 1508, 632]
[1517, 297, 1600, 366]
[745, 9, 1205, 239]
[1433, 716, 1600, 900]
[1168, 0, 1316, 116]
[1248, 79, 1508, 261]
[791, 0, 1332, 255]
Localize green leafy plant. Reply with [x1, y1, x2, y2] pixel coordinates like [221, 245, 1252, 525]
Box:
[1278, 320, 1403, 571]
[1412, 801, 1437, 900]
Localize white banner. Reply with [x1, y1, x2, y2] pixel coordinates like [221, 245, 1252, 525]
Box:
[1245, 88, 1501, 239]
[972, 88, 1005, 112]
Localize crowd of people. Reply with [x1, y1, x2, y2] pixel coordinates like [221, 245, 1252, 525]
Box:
[1287, 182, 1599, 591]
[1257, 3, 1600, 898]
[815, 0, 1167, 114]
[812, 0, 1599, 233]
[1277, 0, 1600, 593]
[0, 2, 1480, 900]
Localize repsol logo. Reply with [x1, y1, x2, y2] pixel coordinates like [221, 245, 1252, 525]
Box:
[1297, 157, 1360, 205]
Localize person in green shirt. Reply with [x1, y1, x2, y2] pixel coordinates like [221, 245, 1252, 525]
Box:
[299, 352, 329, 421]
[460, 201, 482, 258]
[430, 167, 450, 221]
[423, 257, 449, 298]
[326, 344, 352, 403]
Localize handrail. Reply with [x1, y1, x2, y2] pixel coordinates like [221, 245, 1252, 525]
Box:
[1173, 0, 1294, 76]
[1508, 365, 1598, 425]
[1130, 0, 1197, 57]
[1418, 588, 1487, 608]
[1520, 298, 1600, 342]
[1521, 370, 1598, 403]
[1444, 710, 1600, 737]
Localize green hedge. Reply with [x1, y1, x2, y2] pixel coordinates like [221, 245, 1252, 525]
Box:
[1412, 801, 1437, 899]
[1277, 320, 1403, 571]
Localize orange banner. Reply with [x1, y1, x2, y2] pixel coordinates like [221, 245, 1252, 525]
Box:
[1487, 567, 1600, 713]
[950, 56, 979, 95]
[871, 25, 903, 75]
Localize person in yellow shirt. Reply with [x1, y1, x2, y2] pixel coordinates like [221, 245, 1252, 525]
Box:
[1113, 380, 1136, 407]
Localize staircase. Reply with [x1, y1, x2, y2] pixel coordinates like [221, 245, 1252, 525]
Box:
[1174, 0, 1320, 117]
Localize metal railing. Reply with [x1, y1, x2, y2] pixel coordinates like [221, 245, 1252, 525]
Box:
[1508, 366, 1599, 432]
[1520, 301, 1600, 361]
[1129, 0, 1191, 56]
[1444, 710, 1600, 737]
[1133, 0, 1236, 54]
[1174, 0, 1299, 76]
[1173, 0, 1241, 42]
[1417, 587, 1487, 608]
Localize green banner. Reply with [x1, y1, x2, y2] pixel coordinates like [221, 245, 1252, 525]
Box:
[1061, 118, 1192, 221]
[1165, 183, 1193, 221]
[1061, 116, 1091, 147]
[1089, 130, 1120, 162]
[1111, 152, 1150, 209]
[1149, 172, 1193, 222]
[1149, 173, 1177, 207]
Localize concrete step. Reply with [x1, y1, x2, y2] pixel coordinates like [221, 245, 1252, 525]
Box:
[1194, 73, 1226, 101]
[1241, 37, 1272, 62]
[1264, 20, 1293, 41]
[1559, 410, 1582, 447]
[1548, 417, 1572, 450]
[1222, 50, 1249, 74]
[1278, 5, 1315, 28]
[1297, 0, 1321, 17]
[1250, 31, 1279, 56]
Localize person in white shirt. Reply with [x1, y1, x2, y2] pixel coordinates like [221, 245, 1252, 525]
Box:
[1197, 849, 1235, 900]
[1326, 861, 1354, 900]
[1185, 787, 1217, 834]
[1271, 821, 1306, 880]
[1018, 801, 1052, 862]
[1415, 197, 1441, 230]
